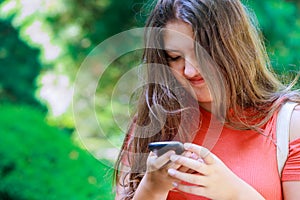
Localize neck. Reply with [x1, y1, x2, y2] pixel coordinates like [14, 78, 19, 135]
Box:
[198, 102, 212, 112]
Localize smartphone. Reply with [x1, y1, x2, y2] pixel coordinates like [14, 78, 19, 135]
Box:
[148, 141, 184, 156]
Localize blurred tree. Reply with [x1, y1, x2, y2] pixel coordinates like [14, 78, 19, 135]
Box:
[0, 19, 42, 106]
[32, 0, 147, 75]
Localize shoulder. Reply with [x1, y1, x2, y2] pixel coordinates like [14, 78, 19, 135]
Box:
[290, 105, 300, 142]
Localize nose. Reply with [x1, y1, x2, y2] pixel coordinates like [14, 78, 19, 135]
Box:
[184, 58, 199, 78]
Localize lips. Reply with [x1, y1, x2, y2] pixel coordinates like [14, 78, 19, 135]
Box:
[188, 76, 205, 85]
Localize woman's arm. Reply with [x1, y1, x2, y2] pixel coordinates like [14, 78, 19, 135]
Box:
[282, 106, 300, 200]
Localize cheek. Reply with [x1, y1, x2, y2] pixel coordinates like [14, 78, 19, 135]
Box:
[168, 59, 185, 71]
[170, 69, 185, 84]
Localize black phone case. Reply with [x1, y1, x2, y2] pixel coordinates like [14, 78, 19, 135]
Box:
[148, 141, 184, 156]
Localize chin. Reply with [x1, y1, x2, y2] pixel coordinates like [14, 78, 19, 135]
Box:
[195, 91, 212, 103]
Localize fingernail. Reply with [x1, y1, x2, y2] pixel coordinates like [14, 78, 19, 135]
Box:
[185, 151, 191, 157]
[170, 155, 179, 162]
[191, 153, 198, 160]
[168, 168, 176, 176]
[184, 143, 192, 149]
[172, 182, 178, 187]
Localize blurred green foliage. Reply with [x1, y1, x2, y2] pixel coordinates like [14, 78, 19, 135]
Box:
[0, 104, 114, 200]
[0, 19, 42, 106]
[242, 0, 300, 79]
[0, 0, 147, 130]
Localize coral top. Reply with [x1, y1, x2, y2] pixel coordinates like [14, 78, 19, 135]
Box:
[167, 108, 300, 200]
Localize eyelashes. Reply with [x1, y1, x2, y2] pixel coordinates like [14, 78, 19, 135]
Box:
[166, 55, 182, 62]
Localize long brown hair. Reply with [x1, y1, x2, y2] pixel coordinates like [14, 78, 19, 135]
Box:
[114, 0, 300, 199]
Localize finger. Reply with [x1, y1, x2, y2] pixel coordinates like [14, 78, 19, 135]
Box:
[149, 151, 157, 158]
[147, 151, 158, 163]
[174, 151, 192, 172]
[166, 161, 181, 170]
[170, 155, 208, 175]
[184, 143, 215, 165]
[168, 169, 207, 186]
[190, 152, 200, 160]
[165, 150, 192, 171]
[185, 151, 204, 163]
[147, 151, 158, 166]
[173, 182, 207, 197]
[182, 150, 192, 158]
[186, 169, 197, 174]
[148, 150, 175, 171]
[177, 165, 190, 173]
[179, 151, 203, 173]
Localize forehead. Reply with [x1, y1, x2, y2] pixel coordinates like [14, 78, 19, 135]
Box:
[163, 20, 195, 51]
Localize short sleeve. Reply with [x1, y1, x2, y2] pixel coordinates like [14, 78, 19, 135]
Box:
[281, 138, 300, 181]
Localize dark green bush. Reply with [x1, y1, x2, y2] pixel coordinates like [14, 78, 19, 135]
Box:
[0, 19, 42, 106]
[0, 104, 114, 200]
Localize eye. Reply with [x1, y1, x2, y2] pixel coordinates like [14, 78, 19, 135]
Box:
[166, 55, 181, 62]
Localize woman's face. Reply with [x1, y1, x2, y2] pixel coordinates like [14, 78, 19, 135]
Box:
[163, 20, 212, 109]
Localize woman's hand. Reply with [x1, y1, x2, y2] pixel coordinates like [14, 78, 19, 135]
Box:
[133, 150, 183, 200]
[133, 150, 193, 200]
[144, 150, 178, 193]
[167, 143, 265, 200]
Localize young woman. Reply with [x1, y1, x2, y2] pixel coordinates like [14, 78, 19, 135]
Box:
[114, 0, 300, 199]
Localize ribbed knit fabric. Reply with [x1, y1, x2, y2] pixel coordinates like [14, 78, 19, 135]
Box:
[282, 138, 300, 181]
